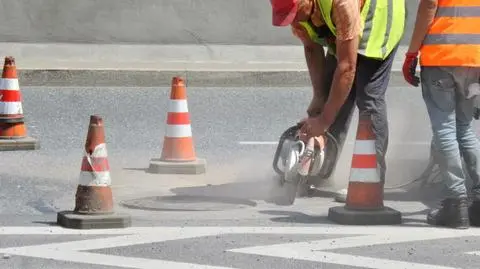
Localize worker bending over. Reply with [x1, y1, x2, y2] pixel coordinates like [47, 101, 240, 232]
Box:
[269, 0, 406, 194]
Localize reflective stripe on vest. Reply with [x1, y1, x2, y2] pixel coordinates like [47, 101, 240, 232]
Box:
[419, 0, 480, 67]
[300, 0, 405, 60]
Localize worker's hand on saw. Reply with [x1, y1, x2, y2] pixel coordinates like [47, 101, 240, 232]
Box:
[297, 129, 326, 150]
[297, 116, 327, 149]
[300, 115, 327, 137]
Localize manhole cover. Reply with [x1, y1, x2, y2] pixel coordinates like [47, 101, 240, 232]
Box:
[120, 195, 257, 211]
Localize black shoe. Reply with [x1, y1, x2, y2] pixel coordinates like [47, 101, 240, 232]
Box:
[427, 197, 470, 229]
[468, 201, 480, 227]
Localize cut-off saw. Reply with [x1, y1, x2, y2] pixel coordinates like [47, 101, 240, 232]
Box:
[271, 124, 339, 205]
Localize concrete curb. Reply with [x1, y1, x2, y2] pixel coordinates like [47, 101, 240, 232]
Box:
[3, 43, 411, 87]
[18, 69, 409, 87]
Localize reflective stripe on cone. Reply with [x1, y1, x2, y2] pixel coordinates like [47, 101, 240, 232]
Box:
[160, 77, 197, 162]
[0, 57, 24, 123]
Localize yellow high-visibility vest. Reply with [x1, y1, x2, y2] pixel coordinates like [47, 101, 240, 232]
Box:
[299, 0, 406, 60]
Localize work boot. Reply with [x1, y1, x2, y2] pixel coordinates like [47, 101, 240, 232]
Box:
[427, 197, 469, 229]
[468, 200, 480, 226]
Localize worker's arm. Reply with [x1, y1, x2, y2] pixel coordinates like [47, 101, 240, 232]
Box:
[315, 0, 359, 133]
[407, 0, 438, 53]
[305, 40, 327, 107]
[291, 23, 327, 115]
[403, 0, 438, 86]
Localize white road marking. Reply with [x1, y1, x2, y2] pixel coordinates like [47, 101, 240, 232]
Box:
[0, 229, 231, 269]
[1, 225, 479, 236]
[229, 231, 480, 269]
[0, 226, 156, 235]
[267, 251, 456, 269]
[7, 249, 233, 269]
[238, 141, 278, 145]
[0, 226, 479, 269]
[238, 141, 431, 146]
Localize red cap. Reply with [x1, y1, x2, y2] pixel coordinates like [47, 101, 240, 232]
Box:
[270, 0, 299, 26]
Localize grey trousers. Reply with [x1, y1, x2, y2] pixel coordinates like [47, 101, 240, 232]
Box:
[319, 46, 398, 184]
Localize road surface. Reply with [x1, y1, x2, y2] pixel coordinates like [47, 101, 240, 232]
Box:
[1, 81, 480, 269]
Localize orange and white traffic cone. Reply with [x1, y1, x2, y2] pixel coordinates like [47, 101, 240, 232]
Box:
[0, 56, 40, 151]
[57, 115, 130, 229]
[148, 76, 206, 174]
[327, 113, 402, 225]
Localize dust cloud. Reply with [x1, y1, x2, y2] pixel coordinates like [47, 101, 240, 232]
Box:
[173, 151, 282, 203]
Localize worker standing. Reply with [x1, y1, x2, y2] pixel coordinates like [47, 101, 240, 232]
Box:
[269, 0, 406, 195]
[403, 0, 480, 229]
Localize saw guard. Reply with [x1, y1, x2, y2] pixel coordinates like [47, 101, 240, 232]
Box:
[272, 125, 300, 177]
[272, 125, 339, 181]
[309, 144, 325, 177]
[283, 140, 305, 183]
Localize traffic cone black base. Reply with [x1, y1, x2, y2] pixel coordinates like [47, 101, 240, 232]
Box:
[0, 137, 40, 151]
[148, 158, 206, 175]
[57, 210, 131, 230]
[328, 206, 402, 225]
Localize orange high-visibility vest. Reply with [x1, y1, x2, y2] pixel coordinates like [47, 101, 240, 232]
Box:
[419, 0, 480, 67]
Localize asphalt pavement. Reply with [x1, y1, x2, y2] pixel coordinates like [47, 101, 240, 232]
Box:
[1, 83, 480, 269]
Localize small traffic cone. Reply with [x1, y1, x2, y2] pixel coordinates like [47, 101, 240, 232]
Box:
[148, 76, 206, 174]
[327, 113, 402, 225]
[0, 56, 40, 151]
[57, 115, 131, 229]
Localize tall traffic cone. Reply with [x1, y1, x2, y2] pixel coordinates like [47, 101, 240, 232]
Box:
[0, 56, 40, 151]
[327, 113, 402, 225]
[148, 76, 206, 174]
[57, 115, 131, 229]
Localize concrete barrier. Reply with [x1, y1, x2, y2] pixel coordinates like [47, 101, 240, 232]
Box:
[0, 0, 419, 86]
[0, 0, 418, 45]
[0, 0, 296, 45]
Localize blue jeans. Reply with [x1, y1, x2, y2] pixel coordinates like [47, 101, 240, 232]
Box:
[421, 66, 480, 200]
